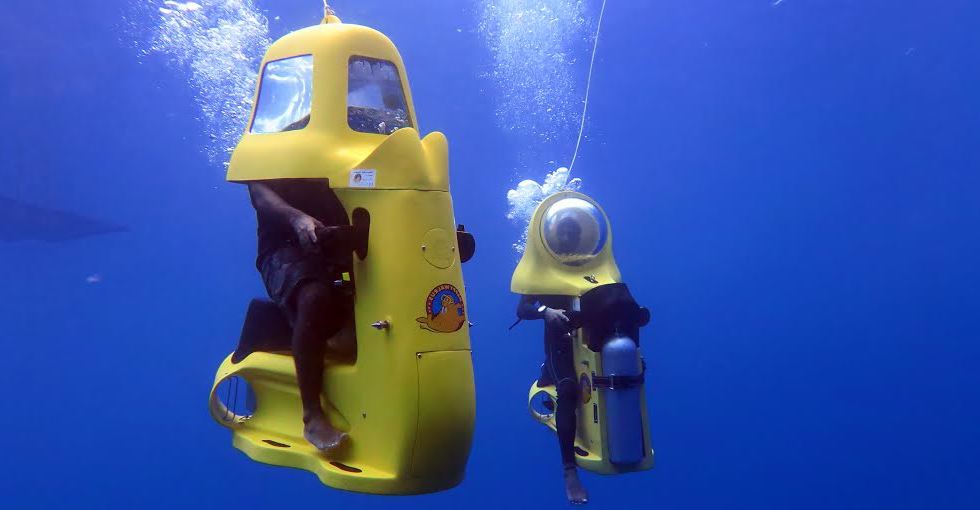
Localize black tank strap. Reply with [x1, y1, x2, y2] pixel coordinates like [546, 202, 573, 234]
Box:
[591, 371, 645, 390]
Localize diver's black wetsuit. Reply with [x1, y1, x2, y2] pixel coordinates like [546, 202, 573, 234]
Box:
[517, 294, 579, 467]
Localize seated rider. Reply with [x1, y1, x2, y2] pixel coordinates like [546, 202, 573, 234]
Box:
[248, 179, 352, 452]
[516, 294, 589, 505]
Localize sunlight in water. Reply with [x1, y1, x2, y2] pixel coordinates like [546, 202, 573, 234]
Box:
[132, 1, 271, 166]
[479, 0, 588, 143]
[480, 0, 593, 252]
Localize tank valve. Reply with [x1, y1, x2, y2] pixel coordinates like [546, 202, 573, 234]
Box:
[371, 320, 391, 330]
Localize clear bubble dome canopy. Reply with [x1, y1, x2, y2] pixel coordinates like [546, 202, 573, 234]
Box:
[540, 197, 607, 266]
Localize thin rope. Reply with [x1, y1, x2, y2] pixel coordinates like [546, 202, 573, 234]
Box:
[568, 0, 608, 174]
[223, 377, 232, 422]
[232, 376, 240, 420]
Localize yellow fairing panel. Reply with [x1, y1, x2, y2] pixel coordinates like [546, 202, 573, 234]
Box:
[511, 191, 622, 297]
[412, 350, 476, 478]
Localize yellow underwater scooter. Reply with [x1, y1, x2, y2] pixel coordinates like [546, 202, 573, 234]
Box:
[513, 191, 655, 475]
[208, 15, 477, 494]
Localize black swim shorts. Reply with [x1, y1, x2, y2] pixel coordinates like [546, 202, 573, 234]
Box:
[258, 245, 344, 324]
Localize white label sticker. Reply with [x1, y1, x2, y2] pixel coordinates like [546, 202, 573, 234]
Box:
[349, 169, 376, 188]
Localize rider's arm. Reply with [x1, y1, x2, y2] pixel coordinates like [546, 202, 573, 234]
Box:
[518, 295, 571, 330]
[517, 295, 546, 320]
[248, 182, 304, 227]
[249, 182, 324, 249]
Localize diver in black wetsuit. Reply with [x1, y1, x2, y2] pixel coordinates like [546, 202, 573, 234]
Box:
[516, 294, 589, 505]
[248, 179, 352, 452]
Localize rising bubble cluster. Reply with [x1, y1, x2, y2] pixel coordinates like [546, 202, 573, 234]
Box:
[506, 167, 582, 252]
[133, 1, 271, 165]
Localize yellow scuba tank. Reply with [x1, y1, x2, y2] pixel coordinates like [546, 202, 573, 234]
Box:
[208, 15, 477, 494]
[512, 191, 654, 475]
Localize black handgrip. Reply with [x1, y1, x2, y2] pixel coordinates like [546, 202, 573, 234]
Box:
[313, 208, 369, 261]
[351, 208, 370, 260]
[637, 307, 651, 327]
[456, 224, 476, 263]
[315, 225, 352, 250]
[565, 310, 584, 330]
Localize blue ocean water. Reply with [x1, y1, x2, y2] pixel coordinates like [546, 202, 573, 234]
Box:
[2, 0, 979, 508]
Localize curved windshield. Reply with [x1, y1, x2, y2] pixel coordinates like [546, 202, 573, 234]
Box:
[348, 56, 412, 135]
[251, 55, 313, 133]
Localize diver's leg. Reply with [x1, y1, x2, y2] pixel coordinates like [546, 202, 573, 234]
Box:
[556, 378, 579, 466]
[556, 377, 588, 504]
[291, 281, 348, 451]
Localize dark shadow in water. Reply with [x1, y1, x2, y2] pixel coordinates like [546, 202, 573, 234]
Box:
[0, 195, 127, 242]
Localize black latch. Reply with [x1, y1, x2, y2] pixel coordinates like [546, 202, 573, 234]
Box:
[456, 224, 476, 263]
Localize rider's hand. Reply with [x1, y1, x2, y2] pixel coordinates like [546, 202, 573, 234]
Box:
[290, 213, 325, 252]
[316, 225, 353, 253]
[543, 307, 571, 332]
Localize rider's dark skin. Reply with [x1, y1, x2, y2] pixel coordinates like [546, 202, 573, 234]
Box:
[248, 181, 347, 452]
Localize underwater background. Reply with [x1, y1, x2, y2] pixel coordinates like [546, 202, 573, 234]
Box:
[2, 0, 979, 508]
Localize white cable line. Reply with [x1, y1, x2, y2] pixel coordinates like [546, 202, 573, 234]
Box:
[568, 0, 607, 174]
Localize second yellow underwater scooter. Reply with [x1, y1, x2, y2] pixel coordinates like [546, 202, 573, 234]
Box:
[513, 191, 655, 475]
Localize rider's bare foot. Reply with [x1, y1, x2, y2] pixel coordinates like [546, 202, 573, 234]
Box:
[563, 465, 589, 505]
[303, 413, 348, 452]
